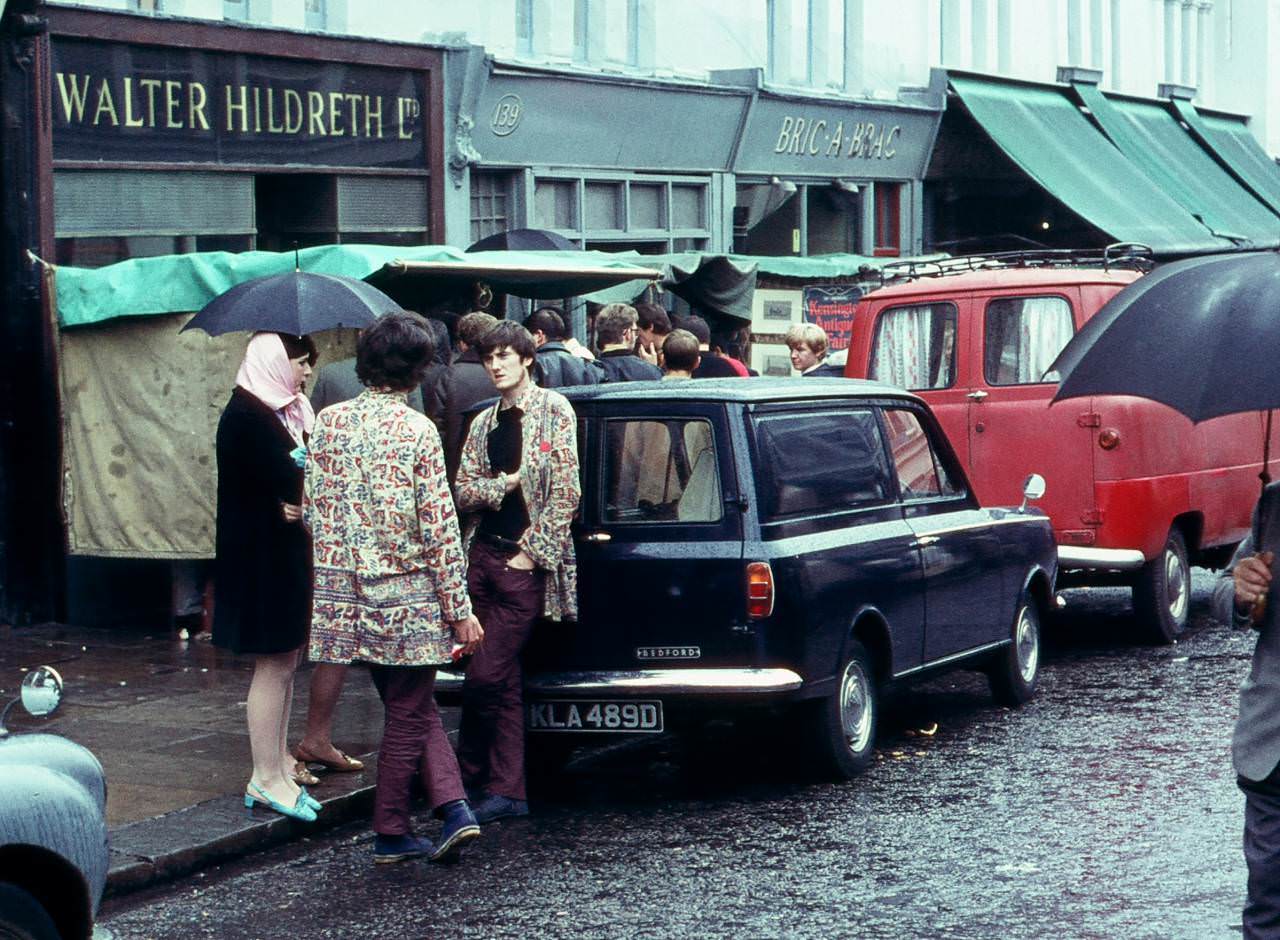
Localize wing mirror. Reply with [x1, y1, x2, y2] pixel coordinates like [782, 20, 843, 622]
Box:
[0, 666, 64, 738]
[1019, 473, 1046, 511]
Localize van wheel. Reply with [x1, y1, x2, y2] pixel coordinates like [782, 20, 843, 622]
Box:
[1134, 528, 1190, 644]
[0, 883, 60, 940]
[988, 592, 1041, 706]
[805, 640, 878, 779]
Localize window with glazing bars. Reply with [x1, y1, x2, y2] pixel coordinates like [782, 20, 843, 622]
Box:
[470, 173, 511, 244]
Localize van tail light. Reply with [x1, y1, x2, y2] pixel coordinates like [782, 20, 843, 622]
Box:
[1098, 428, 1121, 450]
[746, 562, 775, 619]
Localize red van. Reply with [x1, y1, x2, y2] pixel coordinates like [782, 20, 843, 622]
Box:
[844, 256, 1265, 642]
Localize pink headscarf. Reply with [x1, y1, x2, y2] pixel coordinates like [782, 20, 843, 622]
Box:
[235, 332, 315, 446]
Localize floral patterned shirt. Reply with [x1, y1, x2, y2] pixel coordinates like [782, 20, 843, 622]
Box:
[456, 383, 580, 621]
[305, 390, 472, 666]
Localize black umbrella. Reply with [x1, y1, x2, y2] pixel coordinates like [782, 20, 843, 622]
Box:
[1050, 250, 1280, 482]
[467, 228, 577, 252]
[181, 271, 397, 336]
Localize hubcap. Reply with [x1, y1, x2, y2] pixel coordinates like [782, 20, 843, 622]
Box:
[1164, 547, 1189, 625]
[1014, 605, 1039, 683]
[839, 659, 873, 754]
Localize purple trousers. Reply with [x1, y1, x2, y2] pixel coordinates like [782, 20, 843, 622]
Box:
[368, 664, 465, 836]
[458, 540, 545, 802]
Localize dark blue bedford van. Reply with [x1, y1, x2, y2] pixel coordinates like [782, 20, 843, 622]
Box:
[443, 378, 1056, 779]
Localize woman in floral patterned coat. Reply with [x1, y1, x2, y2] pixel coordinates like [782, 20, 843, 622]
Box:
[305, 310, 484, 865]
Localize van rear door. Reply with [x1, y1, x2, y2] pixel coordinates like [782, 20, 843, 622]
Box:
[966, 290, 1096, 546]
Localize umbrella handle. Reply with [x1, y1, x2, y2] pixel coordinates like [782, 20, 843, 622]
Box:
[1265, 409, 1274, 488]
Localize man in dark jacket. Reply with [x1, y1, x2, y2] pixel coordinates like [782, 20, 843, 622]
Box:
[594, 303, 662, 383]
[786, 323, 844, 377]
[525, 307, 600, 388]
[677, 315, 740, 379]
[434, 311, 498, 484]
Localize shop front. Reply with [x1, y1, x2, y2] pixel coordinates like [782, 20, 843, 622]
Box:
[46, 5, 445, 267]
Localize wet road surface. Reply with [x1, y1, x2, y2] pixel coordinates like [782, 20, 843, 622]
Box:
[101, 572, 1254, 939]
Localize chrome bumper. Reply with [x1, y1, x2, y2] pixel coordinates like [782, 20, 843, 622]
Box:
[1057, 546, 1147, 570]
[434, 667, 804, 697]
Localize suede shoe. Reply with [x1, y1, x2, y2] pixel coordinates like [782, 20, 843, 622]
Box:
[472, 794, 529, 824]
[373, 833, 435, 864]
[431, 800, 481, 862]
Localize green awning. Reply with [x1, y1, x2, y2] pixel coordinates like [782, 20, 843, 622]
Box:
[1072, 83, 1279, 247]
[1172, 99, 1280, 218]
[949, 74, 1232, 255]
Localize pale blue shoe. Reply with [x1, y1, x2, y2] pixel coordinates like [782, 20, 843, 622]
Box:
[244, 783, 318, 822]
[298, 787, 322, 812]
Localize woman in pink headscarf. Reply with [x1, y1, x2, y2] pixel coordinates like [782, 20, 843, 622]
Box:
[212, 331, 320, 822]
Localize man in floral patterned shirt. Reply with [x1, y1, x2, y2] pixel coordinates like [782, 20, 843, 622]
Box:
[455, 320, 580, 824]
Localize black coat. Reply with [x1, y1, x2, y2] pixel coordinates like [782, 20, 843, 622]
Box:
[535, 342, 601, 388]
[211, 387, 311, 655]
[597, 349, 662, 383]
[433, 350, 497, 484]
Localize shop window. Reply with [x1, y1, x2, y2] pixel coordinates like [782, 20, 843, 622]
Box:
[807, 184, 860, 255]
[573, 0, 589, 61]
[671, 185, 705, 230]
[584, 182, 624, 230]
[874, 183, 902, 257]
[223, 0, 250, 22]
[534, 179, 577, 230]
[516, 0, 535, 55]
[129, 0, 162, 11]
[470, 172, 513, 244]
[629, 183, 665, 230]
[55, 234, 254, 268]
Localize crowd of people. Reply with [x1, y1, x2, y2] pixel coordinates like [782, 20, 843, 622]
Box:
[209, 301, 848, 864]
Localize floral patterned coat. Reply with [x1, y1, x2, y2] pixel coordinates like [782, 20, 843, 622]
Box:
[455, 383, 580, 621]
[305, 390, 472, 666]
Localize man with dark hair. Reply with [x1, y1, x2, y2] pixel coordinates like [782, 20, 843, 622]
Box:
[662, 329, 701, 378]
[524, 307, 600, 388]
[677, 314, 739, 379]
[454, 321, 580, 824]
[594, 303, 661, 382]
[634, 302, 671, 364]
[433, 311, 498, 484]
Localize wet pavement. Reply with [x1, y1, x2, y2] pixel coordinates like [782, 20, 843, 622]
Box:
[95, 571, 1257, 939]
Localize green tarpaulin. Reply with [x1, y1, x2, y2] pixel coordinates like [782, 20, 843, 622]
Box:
[1173, 99, 1280, 219]
[54, 244, 663, 329]
[949, 74, 1233, 255]
[1072, 83, 1279, 246]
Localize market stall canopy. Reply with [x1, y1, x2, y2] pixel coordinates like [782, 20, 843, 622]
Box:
[1172, 99, 1280, 218]
[948, 72, 1235, 256]
[1070, 82, 1280, 247]
[365, 251, 663, 307]
[52, 244, 661, 328]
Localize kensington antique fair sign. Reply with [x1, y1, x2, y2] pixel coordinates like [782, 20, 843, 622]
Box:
[50, 38, 427, 169]
[803, 285, 862, 351]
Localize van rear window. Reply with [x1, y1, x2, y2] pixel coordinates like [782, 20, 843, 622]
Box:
[869, 303, 957, 390]
[753, 410, 893, 518]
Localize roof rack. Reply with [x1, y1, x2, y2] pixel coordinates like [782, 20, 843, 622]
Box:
[866, 243, 1156, 290]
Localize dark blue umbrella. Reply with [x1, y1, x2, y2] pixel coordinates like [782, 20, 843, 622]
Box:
[466, 228, 577, 252]
[1050, 249, 1280, 485]
[181, 271, 397, 336]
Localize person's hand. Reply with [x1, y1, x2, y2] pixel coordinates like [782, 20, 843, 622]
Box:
[281, 502, 303, 523]
[637, 341, 659, 366]
[1235, 551, 1274, 611]
[449, 614, 484, 655]
[507, 550, 536, 571]
[502, 471, 521, 494]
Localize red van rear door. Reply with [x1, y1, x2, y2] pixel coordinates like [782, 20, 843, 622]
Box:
[966, 290, 1097, 543]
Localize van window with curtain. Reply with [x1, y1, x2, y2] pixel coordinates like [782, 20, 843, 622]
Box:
[984, 296, 1075, 386]
[869, 303, 957, 390]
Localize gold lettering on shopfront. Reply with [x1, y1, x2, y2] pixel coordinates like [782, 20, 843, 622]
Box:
[53, 70, 419, 142]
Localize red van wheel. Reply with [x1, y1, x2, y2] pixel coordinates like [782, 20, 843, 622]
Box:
[1134, 528, 1190, 644]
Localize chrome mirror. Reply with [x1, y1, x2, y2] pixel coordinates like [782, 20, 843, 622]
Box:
[20, 666, 64, 718]
[1019, 473, 1046, 511]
